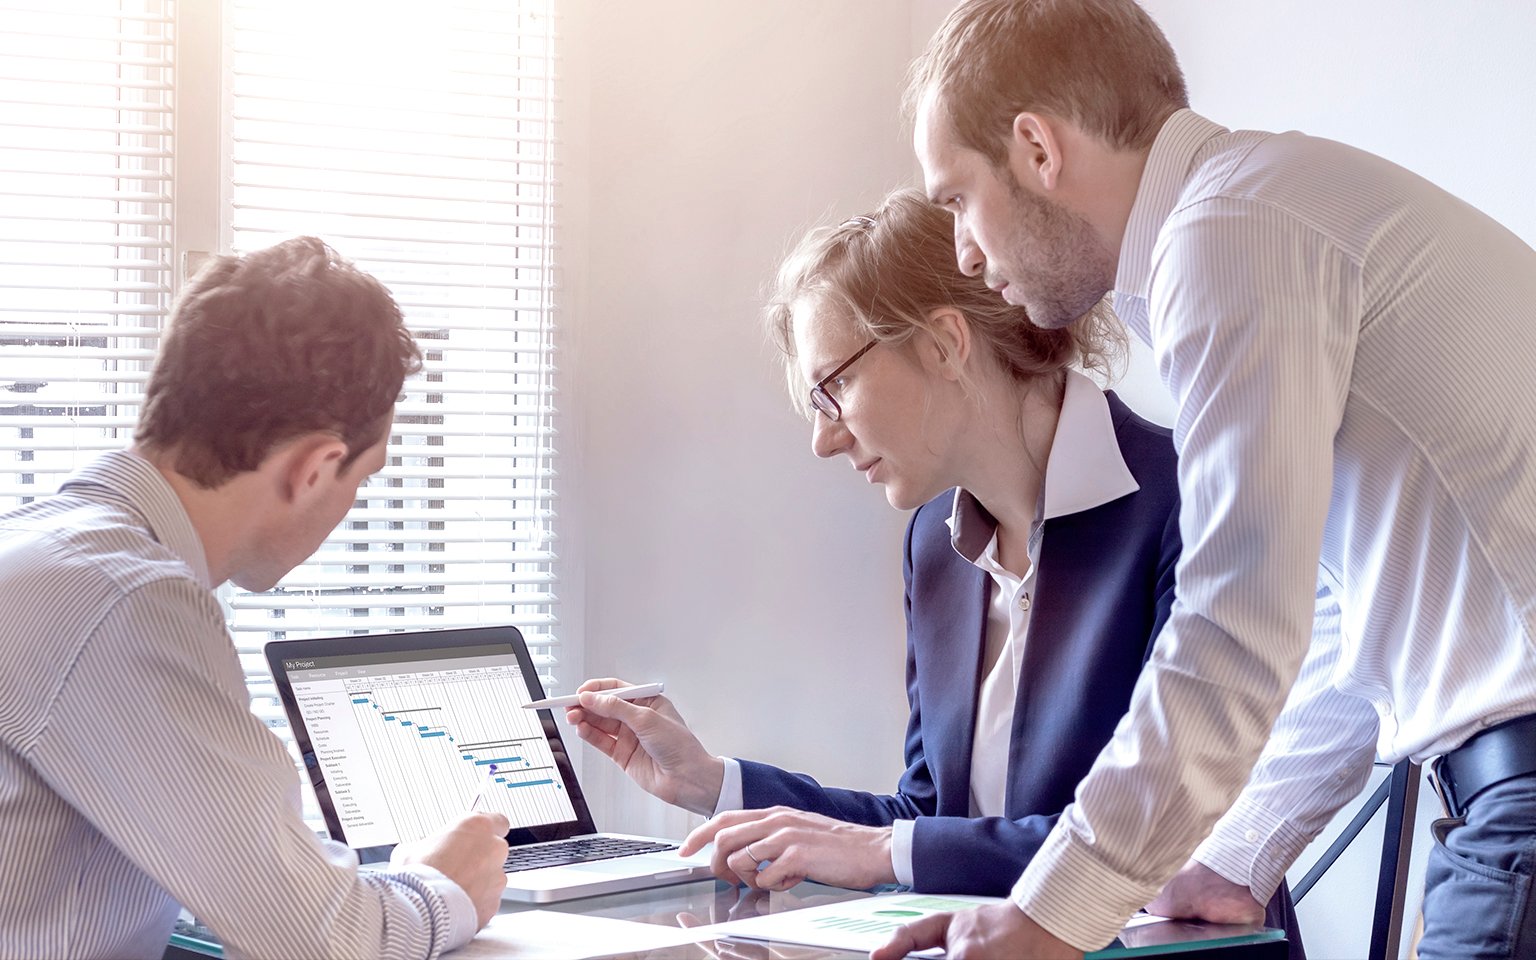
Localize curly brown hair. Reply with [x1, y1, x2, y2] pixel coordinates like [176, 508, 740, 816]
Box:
[135, 237, 422, 488]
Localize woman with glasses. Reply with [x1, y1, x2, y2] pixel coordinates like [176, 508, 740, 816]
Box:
[567, 187, 1302, 950]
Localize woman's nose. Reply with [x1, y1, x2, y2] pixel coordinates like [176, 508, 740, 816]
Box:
[811, 410, 851, 460]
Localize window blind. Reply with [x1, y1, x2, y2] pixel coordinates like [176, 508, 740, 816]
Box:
[0, 0, 174, 503]
[220, 0, 562, 761]
[1, 1, 561, 830]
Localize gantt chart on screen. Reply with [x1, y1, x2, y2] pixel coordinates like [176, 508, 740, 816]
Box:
[285, 648, 576, 848]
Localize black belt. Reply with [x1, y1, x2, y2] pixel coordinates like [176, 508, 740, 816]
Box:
[1432, 712, 1536, 818]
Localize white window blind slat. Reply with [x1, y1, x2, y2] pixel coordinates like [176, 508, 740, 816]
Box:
[0, 50, 173, 68]
[2, 141, 171, 156]
[0, 234, 169, 248]
[230, 613, 560, 635]
[273, 570, 557, 588]
[2, 189, 171, 205]
[233, 149, 554, 186]
[0, 260, 168, 274]
[0, 305, 163, 316]
[0, 2, 170, 23]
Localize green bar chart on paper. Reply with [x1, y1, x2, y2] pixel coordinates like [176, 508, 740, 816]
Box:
[712, 894, 1003, 953]
[808, 897, 979, 936]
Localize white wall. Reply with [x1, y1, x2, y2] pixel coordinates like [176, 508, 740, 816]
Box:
[560, 0, 919, 842]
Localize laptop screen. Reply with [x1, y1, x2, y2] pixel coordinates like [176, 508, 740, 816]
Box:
[268, 627, 597, 855]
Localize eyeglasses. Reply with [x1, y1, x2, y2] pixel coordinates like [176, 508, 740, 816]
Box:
[809, 339, 879, 421]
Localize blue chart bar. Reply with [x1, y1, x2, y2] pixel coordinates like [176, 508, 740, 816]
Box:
[420, 731, 447, 738]
[506, 779, 554, 789]
[475, 756, 521, 766]
[384, 715, 396, 721]
[351, 698, 370, 704]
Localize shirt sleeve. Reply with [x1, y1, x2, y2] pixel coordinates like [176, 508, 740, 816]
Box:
[890, 818, 916, 886]
[1011, 199, 1363, 948]
[1195, 581, 1380, 898]
[29, 578, 480, 960]
[713, 757, 745, 815]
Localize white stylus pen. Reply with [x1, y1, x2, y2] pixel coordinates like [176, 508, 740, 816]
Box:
[522, 681, 665, 710]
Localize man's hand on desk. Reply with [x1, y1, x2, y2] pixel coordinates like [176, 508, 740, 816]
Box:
[870, 901, 1082, 960]
[563, 677, 726, 816]
[683, 807, 896, 892]
[1144, 859, 1265, 924]
[390, 811, 511, 926]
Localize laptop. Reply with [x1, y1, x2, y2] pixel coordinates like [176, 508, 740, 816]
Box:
[266, 625, 714, 902]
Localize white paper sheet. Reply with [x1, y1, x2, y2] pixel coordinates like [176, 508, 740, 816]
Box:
[707, 892, 1003, 953]
[445, 910, 721, 959]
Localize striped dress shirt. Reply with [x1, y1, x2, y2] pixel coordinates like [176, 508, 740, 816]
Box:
[0, 451, 476, 959]
[1011, 109, 1536, 948]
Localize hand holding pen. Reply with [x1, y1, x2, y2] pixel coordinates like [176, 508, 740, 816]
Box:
[562, 677, 727, 817]
[523, 681, 664, 711]
[469, 762, 499, 812]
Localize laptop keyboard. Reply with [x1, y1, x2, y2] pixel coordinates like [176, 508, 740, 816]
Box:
[503, 836, 678, 872]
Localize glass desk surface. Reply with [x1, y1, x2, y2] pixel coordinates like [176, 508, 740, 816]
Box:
[169, 878, 1285, 959]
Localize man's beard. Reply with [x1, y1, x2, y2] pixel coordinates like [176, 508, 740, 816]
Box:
[1000, 178, 1114, 330]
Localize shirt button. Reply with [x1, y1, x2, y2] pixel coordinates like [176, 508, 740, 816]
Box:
[1018, 593, 1031, 612]
[1244, 829, 1260, 843]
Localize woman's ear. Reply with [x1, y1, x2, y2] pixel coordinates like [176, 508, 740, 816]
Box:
[918, 306, 972, 381]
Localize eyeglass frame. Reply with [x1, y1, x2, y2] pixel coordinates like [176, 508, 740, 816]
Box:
[808, 339, 879, 421]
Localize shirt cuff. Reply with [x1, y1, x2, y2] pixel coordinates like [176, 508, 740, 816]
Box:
[395, 863, 480, 951]
[713, 758, 744, 816]
[1009, 826, 1159, 951]
[890, 818, 916, 887]
[1193, 795, 1310, 902]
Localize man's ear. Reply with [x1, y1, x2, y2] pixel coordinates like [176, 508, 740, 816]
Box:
[277, 434, 350, 505]
[1009, 111, 1064, 192]
[918, 307, 973, 382]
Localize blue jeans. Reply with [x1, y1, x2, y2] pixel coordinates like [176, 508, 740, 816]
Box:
[1419, 771, 1536, 959]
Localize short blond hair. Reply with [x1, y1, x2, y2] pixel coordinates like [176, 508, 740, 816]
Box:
[906, 0, 1188, 165]
[765, 188, 1123, 416]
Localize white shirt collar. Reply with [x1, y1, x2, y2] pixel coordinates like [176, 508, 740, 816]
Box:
[1115, 108, 1230, 306]
[61, 450, 214, 589]
[946, 369, 1140, 563]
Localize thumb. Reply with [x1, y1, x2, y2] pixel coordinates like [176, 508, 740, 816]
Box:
[578, 689, 655, 728]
